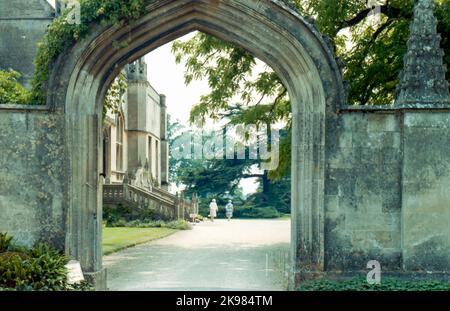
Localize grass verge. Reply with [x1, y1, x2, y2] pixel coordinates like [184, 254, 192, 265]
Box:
[102, 227, 178, 256]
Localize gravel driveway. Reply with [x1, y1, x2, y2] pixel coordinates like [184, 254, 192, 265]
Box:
[103, 219, 291, 291]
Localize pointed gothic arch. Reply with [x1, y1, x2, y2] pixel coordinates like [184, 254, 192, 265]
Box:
[46, 0, 345, 287]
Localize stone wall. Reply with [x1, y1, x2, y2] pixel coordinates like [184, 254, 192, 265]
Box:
[0, 0, 55, 88]
[325, 110, 403, 272]
[0, 0, 448, 289]
[0, 106, 66, 249]
[402, 111, 450, 271]
[324, 108, 450, 275]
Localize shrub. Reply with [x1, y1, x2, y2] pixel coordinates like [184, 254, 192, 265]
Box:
[0, 252, 31, 289]
[0, 243, 68, 291]
[111, 219, 127, 227]
[103, 204, 135, 226]
[0, 70, 31, 104]
[0, 233, 94, 291]
[164, 220, 192, 230]
[65, 281, 95, 291]
[298, 277, 450, 291]
[104, 203, 180, 227]
[0, 232, 13, 252]
[230, 205, 280, 219]
[245, 207, 280, 219]
[27, 243, 68, 290]
[108, 218, 192, 230]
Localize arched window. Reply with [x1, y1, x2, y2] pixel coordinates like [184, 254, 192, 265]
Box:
[116, 114, 124, 172]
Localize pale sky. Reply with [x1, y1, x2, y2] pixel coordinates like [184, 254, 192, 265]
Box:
[145, 35, 209, 125]
[146, 37, 260, 195]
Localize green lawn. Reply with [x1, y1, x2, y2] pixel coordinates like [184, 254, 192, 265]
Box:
[102, 227, 178, 255]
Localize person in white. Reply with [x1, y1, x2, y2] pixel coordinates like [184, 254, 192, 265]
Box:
[225, 200, 234, 222]
[209, 199, 218, 222]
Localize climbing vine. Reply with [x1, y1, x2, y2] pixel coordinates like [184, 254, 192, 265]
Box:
[31, 0, 150, 105]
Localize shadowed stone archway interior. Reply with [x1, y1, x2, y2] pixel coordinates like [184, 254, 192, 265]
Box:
[0, 0, 449, 290]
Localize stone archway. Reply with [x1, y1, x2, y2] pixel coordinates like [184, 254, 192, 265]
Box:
[47, 0, 345, 288]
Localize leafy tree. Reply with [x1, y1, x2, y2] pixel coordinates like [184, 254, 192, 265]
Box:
[167, 116, 291, 213]
[172, 0, 449, 179]
[168, 119, 248, 197]
[103, 72, 127, 118]
[0, 70, 32, 104]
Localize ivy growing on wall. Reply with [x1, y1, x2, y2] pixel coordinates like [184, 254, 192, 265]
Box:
[31, 0, 150, 105]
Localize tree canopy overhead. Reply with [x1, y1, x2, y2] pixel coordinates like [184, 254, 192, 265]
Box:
[171, 0, 449, 179]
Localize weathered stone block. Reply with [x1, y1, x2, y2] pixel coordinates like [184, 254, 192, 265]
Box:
[402, 112, 450, 272]
[0, 1, 54, 88]
[0, 108, 65, 249]
[368, 114, 399, 132]
[404, 112, 450, 129]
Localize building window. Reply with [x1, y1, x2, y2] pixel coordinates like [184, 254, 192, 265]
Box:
[155, 140, 159, 181]
[103, 127, 111, 180]
[116, 115, 124, 172]
[148, 136, 152, 174]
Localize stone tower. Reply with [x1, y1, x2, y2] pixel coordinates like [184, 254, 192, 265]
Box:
[126, 58, 148, 81]
[159, 94, 169, 190]
[395, 0, 450, 106]
[125, 57, 167, 186]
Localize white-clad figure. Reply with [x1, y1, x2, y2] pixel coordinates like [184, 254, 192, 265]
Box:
[225, 200, 234, 222]
[209, 199, 218, 222]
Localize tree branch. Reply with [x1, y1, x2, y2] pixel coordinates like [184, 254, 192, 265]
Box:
[242, 174, 264, 179]
[370, 18, 395, 45]
[337, 5, 410, 31]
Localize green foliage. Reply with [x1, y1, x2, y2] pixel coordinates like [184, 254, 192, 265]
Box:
[31, 0, 149, 104]
[0, 232, 13, 252]
[65, 281, 95, 291]
[172, 33, 291, 179]
[25, 243, 68, 290]
[168, 118, 291, 218]
[231, 206, 280, 219]
[164, 220, 192, 230]
[103, 204, 135, 225]
[124, 219, 192, 230]
[103, 72, 128, 117]
[103, 204, 191, 229]
[0, 232, 94, 291]
[0, 236, 71, 291]
[172, 0, 450, 180]
[107, 217, 192, 230]
[298, 276, 450, 291]
[436, 0, 450, 84]
[0, 70, 32, 104]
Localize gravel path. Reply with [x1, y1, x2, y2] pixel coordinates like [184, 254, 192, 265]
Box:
[103, 219, 291, 291]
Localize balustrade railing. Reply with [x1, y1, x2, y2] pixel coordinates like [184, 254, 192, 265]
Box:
[103, 181, 198, 221]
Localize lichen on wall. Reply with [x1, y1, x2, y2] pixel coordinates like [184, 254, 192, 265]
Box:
[0, 108, 66, 249]
[324, 112, 403, 271]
